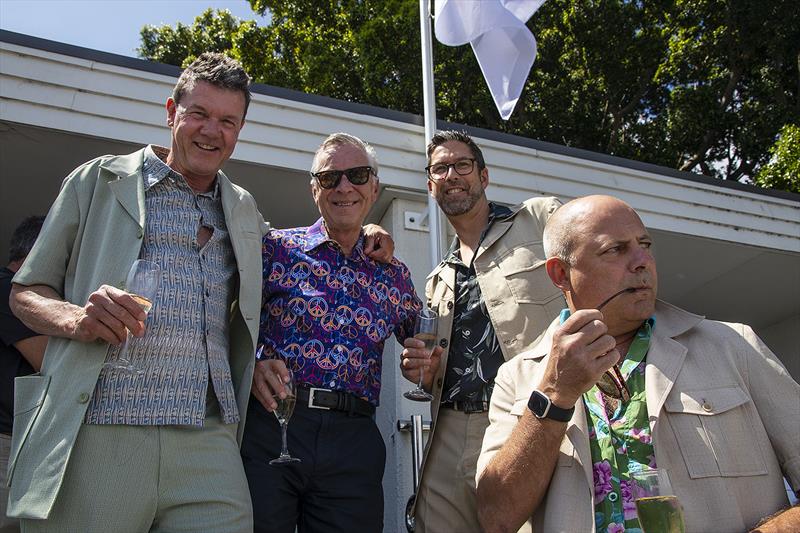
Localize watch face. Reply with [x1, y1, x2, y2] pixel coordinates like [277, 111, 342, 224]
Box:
[529, 390, 549, 418]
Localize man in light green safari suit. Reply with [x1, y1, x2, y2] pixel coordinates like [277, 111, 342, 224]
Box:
[8, 53, 265, 532]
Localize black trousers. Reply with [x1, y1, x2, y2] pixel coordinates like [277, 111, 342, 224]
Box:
[241, 397, 386, 533]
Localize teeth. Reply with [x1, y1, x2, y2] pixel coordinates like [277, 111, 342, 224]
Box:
[446, 188, 465, 194]
[197, 143, 216, 150]
[334, 201, 355, 206]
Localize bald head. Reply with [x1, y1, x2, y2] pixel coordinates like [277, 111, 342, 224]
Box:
[543, 195, 642, 264]
[543, 195, 657, 333]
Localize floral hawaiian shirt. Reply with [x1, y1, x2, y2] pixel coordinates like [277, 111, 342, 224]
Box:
[560, 309, 657, 532]
[258, 218, 422, 406]
[441, 202, 513, 404]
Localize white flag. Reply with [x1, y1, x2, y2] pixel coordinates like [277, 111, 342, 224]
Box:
[435, 0, 546, 120]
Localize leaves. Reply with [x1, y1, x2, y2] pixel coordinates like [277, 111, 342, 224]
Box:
[138, 0, 800, 190]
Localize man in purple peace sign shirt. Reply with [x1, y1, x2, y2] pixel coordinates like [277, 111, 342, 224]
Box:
[241, 133, 422, 533]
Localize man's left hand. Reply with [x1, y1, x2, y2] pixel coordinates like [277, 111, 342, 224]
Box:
[363, 224, 394, 263]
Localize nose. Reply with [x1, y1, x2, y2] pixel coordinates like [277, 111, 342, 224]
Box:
[334, 172, 355, 192]
[630, 245, 654, 272]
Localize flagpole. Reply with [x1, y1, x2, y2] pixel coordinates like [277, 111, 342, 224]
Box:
[420, 0, 445, 270]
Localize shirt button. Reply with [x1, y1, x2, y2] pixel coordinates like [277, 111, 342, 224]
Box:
[78, 392, 90, 403]
[439, 339, 448, 348]
[137, 228, 144, 239]
[607, 492, 619, 502]
[702, 400, 713, 412]
[436, 378, 443, 388]
[447, 301, 454, 310]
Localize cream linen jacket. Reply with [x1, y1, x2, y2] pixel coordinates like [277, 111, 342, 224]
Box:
[414, 197, 563, 507]
[7, 148, 265, 519]
[478, 300, 800, 533]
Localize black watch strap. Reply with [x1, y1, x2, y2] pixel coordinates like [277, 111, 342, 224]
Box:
[528, 389, 574, 422]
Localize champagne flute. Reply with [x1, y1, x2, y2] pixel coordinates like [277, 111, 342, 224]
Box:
[270, 369, 301, 465]
[404, 308, 437, 402]
[102, 259, 161, 374]
[632, 468, 686, 533]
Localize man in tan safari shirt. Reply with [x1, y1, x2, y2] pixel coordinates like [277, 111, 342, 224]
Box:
[400, 130, 562, 533]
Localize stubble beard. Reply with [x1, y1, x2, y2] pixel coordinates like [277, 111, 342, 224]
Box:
[436, 184, 484, 216]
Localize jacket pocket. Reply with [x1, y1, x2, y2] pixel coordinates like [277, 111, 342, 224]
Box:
[497, 243, 561, 306]
[663, 385, 767, 478]
[7, 374, 51, 485]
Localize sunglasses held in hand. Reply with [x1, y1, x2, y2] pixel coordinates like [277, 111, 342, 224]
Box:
[311, 166, 374, 189]
[595, 287, 637, 402]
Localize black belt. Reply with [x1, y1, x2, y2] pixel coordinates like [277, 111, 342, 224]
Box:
[441, 399, 489, 414]
[296, 386, 375, 417]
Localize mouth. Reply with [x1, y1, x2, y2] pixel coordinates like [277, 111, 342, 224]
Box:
[194, 142, 218, 152]
[332, 200, 358, 207]
[444, 187, 467, 195]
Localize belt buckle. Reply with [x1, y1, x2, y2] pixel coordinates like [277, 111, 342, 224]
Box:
[463, 401, 486, 414]
[308, 387, 332, 410]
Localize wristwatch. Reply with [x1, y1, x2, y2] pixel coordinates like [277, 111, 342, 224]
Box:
[528, 389, 574, 422]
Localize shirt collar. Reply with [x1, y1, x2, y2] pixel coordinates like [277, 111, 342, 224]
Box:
[142, 145, 220, 198]
[303, 218, 368, 261]
[559, 308, 656, 329]
[443, 202, 513, 265]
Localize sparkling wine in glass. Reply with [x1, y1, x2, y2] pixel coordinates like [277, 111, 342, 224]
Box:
[270, 369, 301, 465]
[404, 308, 438, 402]
[102, 259, 160, 374]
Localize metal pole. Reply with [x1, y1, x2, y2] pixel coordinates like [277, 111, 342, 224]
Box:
[420, 0, 446, 269]
[410, 414, 425, 489]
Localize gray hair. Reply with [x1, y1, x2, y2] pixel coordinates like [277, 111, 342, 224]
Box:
[310, 132, 379, 176]
[426, 130, 486, 170]
[172, 52, 252, 119]
[542, 205, 576, 264]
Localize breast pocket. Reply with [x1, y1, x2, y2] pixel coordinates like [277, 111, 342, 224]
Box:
[497, 243, 562, 306]
[663, 385, 767, 479]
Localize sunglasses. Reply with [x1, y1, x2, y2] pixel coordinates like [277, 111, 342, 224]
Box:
[596, 287, 637, 401]
[311, 166, 374, 189]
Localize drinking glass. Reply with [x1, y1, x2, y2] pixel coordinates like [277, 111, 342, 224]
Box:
[404, 308, 438, 402]
[631, 468, 686, 533]
[270, 369, 301, 465]
[103, 259, 160, 374]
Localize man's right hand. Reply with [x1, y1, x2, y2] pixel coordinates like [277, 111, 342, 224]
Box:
[401, 337, 443, 392]
[252, 359, 291, 412]
[73, 285, 148, 344]
[537, 309, 620, 407]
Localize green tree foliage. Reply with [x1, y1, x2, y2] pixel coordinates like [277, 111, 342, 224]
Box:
[754, 124, 800, 194]
[138, 0, 800, 189]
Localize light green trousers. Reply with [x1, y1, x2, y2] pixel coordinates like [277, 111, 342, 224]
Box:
[20, 414, 252, 533]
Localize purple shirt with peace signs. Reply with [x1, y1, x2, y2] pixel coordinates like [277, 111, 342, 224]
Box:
[259, 218, 422, 405]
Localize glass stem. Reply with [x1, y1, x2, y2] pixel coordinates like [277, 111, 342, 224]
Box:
[118, 331, 132, 362]
[417, 365, 425, 390]
[280, 422, 289, 456]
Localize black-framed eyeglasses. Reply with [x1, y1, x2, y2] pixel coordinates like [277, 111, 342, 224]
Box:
[425, 158, 476, 180]
[311, 166, 374, 189]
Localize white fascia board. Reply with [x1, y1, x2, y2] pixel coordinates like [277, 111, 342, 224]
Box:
[2, 40, 798, 253]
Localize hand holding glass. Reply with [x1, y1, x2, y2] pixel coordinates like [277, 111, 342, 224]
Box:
[404, 308, 438, 402]
[270, 369, 301, 465]
[632, 468, 686, 533]
[103, 259, 160, 374]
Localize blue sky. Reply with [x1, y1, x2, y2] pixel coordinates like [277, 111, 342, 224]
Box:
[0, 0, 267, 58]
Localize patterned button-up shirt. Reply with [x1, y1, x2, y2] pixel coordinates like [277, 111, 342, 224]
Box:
[441, 203, 513, 403]
[85, 145, 239, 426]
[559, 309, 657, 533]
[258, 219, 422, 405]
